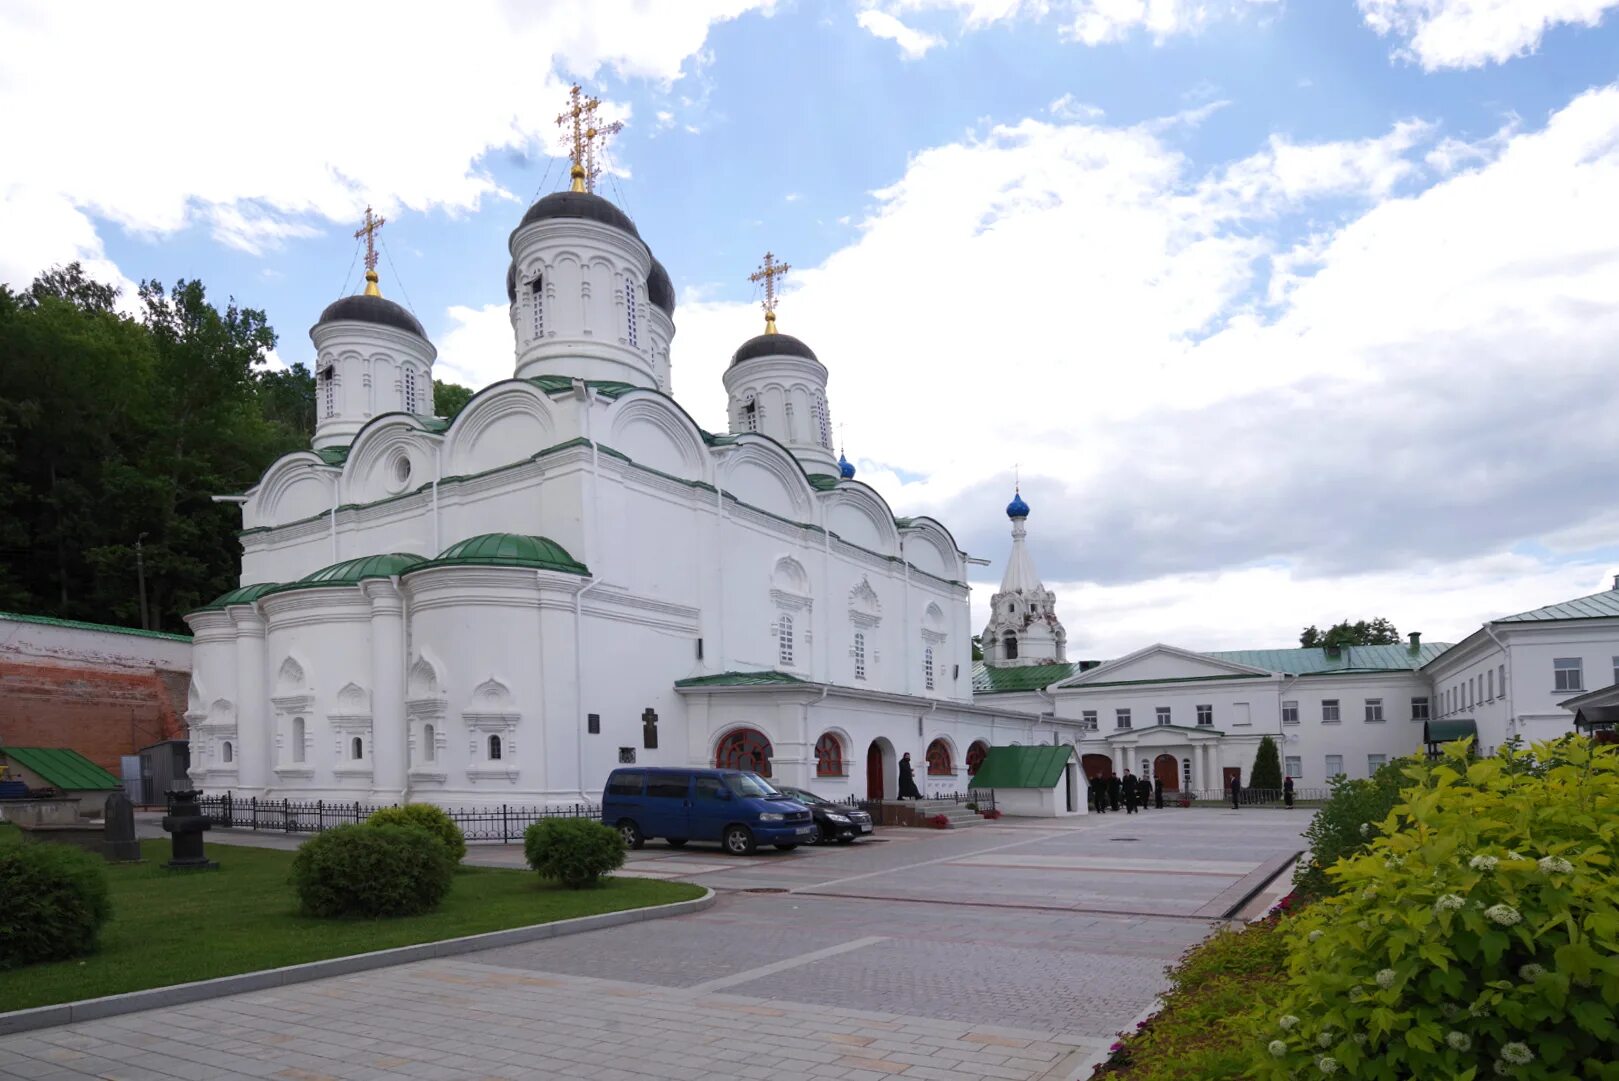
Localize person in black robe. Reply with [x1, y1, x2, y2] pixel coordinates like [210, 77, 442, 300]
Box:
[1154, 777, 1165, 809]
[897, 752, 923, 800]
[1229, 774, 1241, 809]
[1283, 775, 1295, 809]
[1123, 771, 1139, 814]
[1108, 773, 1122, 812]
[1092, 776, 1107, 813]
[1139, 774, 1152, 810]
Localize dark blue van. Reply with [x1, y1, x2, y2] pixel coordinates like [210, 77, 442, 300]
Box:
[602, 767, 814, 855]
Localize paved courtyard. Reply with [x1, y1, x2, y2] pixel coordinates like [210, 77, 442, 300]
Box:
[3, 809, 1305, 1080]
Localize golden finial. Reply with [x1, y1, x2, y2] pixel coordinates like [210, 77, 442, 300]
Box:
[556, 84, 620, 194]
[747, 251, 791, 334]
[354, 205, 386, 296]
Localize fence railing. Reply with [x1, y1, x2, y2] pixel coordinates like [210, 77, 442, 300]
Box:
[181, 793, 602, 844]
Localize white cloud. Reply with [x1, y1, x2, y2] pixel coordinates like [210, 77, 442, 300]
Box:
[861, 0, 1279, 48]
[1048, 94, 1106, 121]
[0, 0, 769, 288]
[1358, 0, 1619, 70]
[436, 303, 517, 391]
[856, 9, 947, 57]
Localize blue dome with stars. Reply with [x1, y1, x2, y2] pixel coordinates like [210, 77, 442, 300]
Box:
[838, 453, 856, 480]
[1006, 489, 1030, 519]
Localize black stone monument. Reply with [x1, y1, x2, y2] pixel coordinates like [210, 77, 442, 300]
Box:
[102, 791, 142, 862]
[161, 789, 218, 870]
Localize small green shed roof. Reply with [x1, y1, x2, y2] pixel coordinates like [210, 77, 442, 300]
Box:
[1424, 719, 1478, 744]
[966, 745, 1075, 789]
[410, 533, 588, 575]
[1, 747, 120, 790]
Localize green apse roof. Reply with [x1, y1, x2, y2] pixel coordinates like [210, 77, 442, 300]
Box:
[967, 745, 1075, 789]
[1, 747, 119, 790]
[675, 671, 809, 688]
[196, 582, 282, 610]
[1496, 587, 1619, 623]
[412, 533, 588, 575]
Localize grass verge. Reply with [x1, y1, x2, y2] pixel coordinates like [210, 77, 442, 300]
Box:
[0, 837, 701, 1012]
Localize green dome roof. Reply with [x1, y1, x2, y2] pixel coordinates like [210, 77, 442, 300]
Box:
[412, 533, 588, 575]
[195, 582, 281, 611]
[261, 553, 426, 598]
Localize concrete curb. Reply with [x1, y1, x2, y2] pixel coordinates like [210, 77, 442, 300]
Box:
[0, 886, 715, 1037]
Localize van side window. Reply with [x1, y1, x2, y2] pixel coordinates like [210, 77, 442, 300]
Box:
[606, 772, 644, 796]
[646, 774, 691, 799]
[694, 776, 726, 800]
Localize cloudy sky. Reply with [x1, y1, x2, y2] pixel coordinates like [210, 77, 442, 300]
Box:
[4, 0, 1618, 657]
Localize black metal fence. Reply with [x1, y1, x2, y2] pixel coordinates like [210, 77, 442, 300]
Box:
[182, 793, 602, 844]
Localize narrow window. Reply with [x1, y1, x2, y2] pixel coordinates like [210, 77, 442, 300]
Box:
[321, 367, 336, 419]
[1364, 698, 1384, 723]
[1155, 706, 1171, 726]
[853, 632, 866, 681]
[530, 275, 544, 340]
[221, 741, 233, 764]
[1321, 699, 1340, 723]
[489, 734, 503, 761]
[403, 366, 417, 414]
[1411, 696, 1430, 720]
[1181, 758, 1192, 788]
[1325, 754, 1344, 778]
[423, 723, 436, 762]
[1115, 708, 1131, 730]
[1284, 755, 1302, 779]
[1197, 704, 1214, 726]
[1498, 664, 1506, 699]
[924, 646, 935, 691]
[1281, 701, 1299, 725]
[624, 279, 639, 348]
[778, 614, 794, 666]
[784, 401, 796, 440]
[815, 733, 844, 777]
[292, 717, 306, 763]
[1554, 657, 1583, 692]
[1003, 633, 1018, 660]
[351, 736, 363, 760]
[742, 395, 759, 433]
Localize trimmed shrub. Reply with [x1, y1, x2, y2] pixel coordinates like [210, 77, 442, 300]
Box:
[523, 818, 624, 889]
[0, 842, 112, 969]
[1292, 759, 1407, 899]
[1253, 738, 1619, 1080]
[1250, 735, 1283, 793]
[290, 823, 455, 918]
[366, 804, 466, 863]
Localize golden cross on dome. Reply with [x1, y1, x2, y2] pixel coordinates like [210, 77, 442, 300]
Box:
[557, 83, 617, 193]
[583, 118, 624, 194]
[354, 206, 386, 296]
[748, 251, 791, 334]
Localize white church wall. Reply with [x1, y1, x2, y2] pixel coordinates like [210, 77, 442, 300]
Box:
[260, 590, 373, 798]
[442, 382, 565, 481]
[340, 420, 439, 509]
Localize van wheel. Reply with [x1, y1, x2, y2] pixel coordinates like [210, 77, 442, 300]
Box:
[665, 838, 688, 848]
[617, 820, 644, 850]
[722, 825, 756, 856]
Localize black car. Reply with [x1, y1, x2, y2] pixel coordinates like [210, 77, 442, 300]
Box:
[774, 786, 873, 844]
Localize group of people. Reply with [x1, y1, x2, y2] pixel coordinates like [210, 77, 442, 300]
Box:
[1089, 770, 1163, 814]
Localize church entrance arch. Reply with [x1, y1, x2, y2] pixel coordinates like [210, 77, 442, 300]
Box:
[1082, 753, 1112, 781]
[1153, 754, 1180, 792]
[866, 737, 896, 800]
[715, 727, 773, 777]
[965, 740, 989, 777]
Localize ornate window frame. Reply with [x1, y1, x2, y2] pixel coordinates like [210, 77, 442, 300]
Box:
[463, 677, 520, 783]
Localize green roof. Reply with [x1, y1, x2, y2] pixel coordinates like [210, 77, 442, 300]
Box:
[195, 582, 282, 611]
[266, 553, 426, 597]
[1, 747, 120, 790]
[410, 533, 588, 575]
[1425, 718, 1478, 744]
[806, 474, 841, 491]
[967, 745, 1075, 789]
[527, 376, 641, 401]
[1496, 587, 1619, 623]
[675, 670, 809, 688]
[315, 445, 350, 466]
[972, 661, 1085, 694]
[1207, 643, 1451, 674]
[0, 611, 190, 643]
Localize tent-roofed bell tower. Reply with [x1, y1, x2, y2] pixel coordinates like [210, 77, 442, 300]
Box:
[311, 207, 438, 451]
[981, 487, 1067, 667]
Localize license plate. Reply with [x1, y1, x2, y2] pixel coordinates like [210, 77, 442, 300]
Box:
[858, 823, 873, 833]
[797, 826, 814, 835]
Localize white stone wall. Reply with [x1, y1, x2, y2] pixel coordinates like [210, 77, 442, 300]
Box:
[0, 614, 191, 672]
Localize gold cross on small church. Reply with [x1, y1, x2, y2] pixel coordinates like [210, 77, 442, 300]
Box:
[354, 206, 386, 296]
[748, 251, 791, 334]
[556, 84, 620, 194]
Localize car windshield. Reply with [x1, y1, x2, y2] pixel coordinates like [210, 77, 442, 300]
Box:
[726, 773, 784, 798]
[784, 788, 829, 805]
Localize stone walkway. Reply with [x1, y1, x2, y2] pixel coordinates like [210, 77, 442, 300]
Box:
[6, 809, 1308, 1080]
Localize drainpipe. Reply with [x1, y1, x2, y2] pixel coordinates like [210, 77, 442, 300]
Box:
[393, 573, 412, 802]
[1481, 622, 1514, 744]
[570, 380, 606, 800]
[329, 483, 340, 562]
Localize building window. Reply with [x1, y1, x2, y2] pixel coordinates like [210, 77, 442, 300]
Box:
[1181, 758, 1192, 788]
[1368, 753, 1387, 774]
[966, 741, 989, 776]
[1155, 706, 1171, 726]
[530, 275, 544, 339]
[814, 733, 844, 777]
[1411, 696, 1430, 720]
[924, 646, 935, 691]
[853, 632, 866, 681]
[488, 734, 503, 761]
[1003, 634, 1018, 660]
[624, 279, 638, 348]
[1284, 755, 1302, 779]
[715, 727, 773, 776]
[926, 738, 952, 776]
[742, 395, 759, 432]
[1322, 699, 1340, 723]
[1080, 710, 1098, 731]
[1498, 664, 1506, 699]
[814, 393, 832, 449]
[221, 741, 233, 764]
[1195, 704, 1213, 726]
[1325, 754, 1344, 778]
[403, 366, 417, 414]
[777, 614, 794, 666]
[1554, 657, 1583, 692]
[1364, 698, 1384, 723]
[350, 736, 363, 760]
[1614, 656, 1619, 686]
[1281, 701, 1299, 725]
[321, 368, 336, 419]
[1115, 708, 1131, 730]
[292, 717, 306, 763]
[1487, 669, 1494, 701]
[423, 723, 436, 762]
[784, 401, 795, 440]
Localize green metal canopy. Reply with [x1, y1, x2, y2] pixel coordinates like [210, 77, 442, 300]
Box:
[411, 533, 588, 575]
[966, 745, 1076, 789]
[1, 747, 119, 790]
[1424, 718, 1478, 744]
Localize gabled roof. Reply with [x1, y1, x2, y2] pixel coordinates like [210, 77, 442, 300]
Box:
[1208, 643, 1450, 674]
[1, 747, 119, 790]
[675, 670, 809, 688]
[972, 661, 1085, 694]
[1495, 586, 1619, 623]
[967, 745, 1075, 789]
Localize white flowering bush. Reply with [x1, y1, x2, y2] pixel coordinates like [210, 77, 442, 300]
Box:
[1253, 738, 1619, 1080]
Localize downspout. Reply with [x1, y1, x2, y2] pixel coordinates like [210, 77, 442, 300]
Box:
[571, 381, 606, 799]
[393, 573, 411, 802]
[900, 535, 914, 693]
[330, 482, 340, 562]
[1481, 622, 1514, 743]
[807, 682, 830, 782]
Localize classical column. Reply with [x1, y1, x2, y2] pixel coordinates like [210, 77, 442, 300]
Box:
[232, 607, 269, 795]
[365, 582, 407, 801]
[1112, 744, 1127, 776]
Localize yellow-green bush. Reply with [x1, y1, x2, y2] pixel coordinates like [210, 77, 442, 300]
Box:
[1254, 738, 1619, 1080]
[366, 803, 465, 863]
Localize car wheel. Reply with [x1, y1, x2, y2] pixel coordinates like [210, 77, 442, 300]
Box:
[722, 824, 756, 856]
[617, 820, 644, 850]
[665, 838, 688, 848]
[812, 822, 829, 845]
[774, 843, 798, 851]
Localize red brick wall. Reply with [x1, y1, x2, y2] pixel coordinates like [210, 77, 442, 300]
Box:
[0, 659, 186, 772]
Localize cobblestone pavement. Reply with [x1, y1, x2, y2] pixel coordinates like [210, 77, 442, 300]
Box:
[4, 811, 1307, 1080]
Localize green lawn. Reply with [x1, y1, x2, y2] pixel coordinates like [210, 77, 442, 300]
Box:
[0, 836, 701, 1012]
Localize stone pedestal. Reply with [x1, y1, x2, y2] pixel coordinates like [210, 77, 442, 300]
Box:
[160, 789, 218, 870]
[103, 791, 142, 862]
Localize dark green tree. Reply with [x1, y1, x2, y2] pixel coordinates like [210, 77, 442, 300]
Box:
[1299, 617, 1400, 649]
[1250, 735, 1283, 792]
[433, 379, 473, 418]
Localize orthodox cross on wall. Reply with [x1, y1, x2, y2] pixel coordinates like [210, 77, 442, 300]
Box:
[642, 708, 659, 750]
[555, 83, 621, 194]
[748, 251, 791, 333]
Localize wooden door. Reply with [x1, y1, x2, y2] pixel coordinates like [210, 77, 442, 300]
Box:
[1223, 767, 1241, 791]
[866, 742, 885, 799]
[1153, 754, 1180, 791]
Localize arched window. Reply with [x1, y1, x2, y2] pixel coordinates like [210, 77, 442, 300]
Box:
[530, 275, 544, 340]
[221, 741, 233, 764]
[322, 369, 335, 419]
[1003, 633, 1018, 660]
[924, 646, 935, 690]
[624, 279, 639, 348]
[926, 738, 952, 776]
[742, 394, 760, 432]
[292, 717, 306, 763]
[489, 734, 503, 761]
[853, 632, 866, 681]
[1182, 758, 1192, 789]
[715, 727, 773, 777]
[422, 723, 436, 762]
[966, 740, 988, 777]
[403, 366, 417, 414]
[814, 733, 844, 777]
[352, 736, 364, 761]
[778, 614, 794, 666]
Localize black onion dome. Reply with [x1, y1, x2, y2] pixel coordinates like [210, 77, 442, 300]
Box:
[515, 190, 641, 240]
[316, 293, 427, 340]
[647, 259, 675, 316]
[505, 262, 517, 304]
[731, 332, 819, 366]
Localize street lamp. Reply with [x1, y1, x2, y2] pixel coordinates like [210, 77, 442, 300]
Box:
[135, 532, 149, 630]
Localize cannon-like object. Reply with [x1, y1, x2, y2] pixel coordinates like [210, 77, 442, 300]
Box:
[161, 789, 218, 870]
